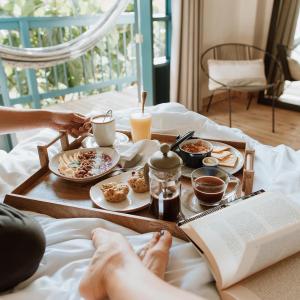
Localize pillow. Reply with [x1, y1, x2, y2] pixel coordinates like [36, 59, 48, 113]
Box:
[207, 59, 267, 91]
[287, 57, 300, 80]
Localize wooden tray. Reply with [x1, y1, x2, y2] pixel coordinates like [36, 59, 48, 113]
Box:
[4, 131, 255, 240]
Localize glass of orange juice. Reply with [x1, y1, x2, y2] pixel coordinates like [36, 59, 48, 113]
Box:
[130, 112, 152, 142]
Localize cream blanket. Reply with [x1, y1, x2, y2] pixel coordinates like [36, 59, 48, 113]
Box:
[1, 103, 300, 300]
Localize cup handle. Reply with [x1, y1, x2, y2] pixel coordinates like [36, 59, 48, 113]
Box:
[225, 176, 240, 202]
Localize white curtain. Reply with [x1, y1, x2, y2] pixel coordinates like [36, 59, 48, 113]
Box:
[170, 0, 204, 112]
[0, 0, 129, 68]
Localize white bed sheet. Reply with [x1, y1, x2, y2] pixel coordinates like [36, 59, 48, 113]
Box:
[1, 102, 300, 300]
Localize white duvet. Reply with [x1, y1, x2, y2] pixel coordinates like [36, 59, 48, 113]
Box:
[1, 103, 300, 300]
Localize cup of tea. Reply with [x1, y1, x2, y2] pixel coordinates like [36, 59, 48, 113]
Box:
[191, 167, 240, 207]
[91, 113, 116, 147]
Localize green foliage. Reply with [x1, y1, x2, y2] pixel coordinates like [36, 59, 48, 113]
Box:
[0, 1, 136, 106]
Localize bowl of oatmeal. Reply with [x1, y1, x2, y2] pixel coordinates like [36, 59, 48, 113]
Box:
[178, 139, 213, 168]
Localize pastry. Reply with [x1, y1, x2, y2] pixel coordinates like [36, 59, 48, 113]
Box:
[128, 170, 149, 193]
[100, 182, 129, 202]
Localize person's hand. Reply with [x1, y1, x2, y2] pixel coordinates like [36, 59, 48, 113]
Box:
[49, 111, 91, 137]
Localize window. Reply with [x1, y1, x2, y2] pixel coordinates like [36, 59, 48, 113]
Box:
[152, 0, 171, 64]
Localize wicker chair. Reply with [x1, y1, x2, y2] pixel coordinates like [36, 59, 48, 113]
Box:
[201, 43, 284, 132]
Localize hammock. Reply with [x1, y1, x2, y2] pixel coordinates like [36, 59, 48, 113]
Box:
[0, 0, 129, 68]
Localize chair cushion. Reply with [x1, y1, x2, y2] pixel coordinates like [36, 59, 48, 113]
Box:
[207, 59, 267, 91]
[287, 57, 300, 80]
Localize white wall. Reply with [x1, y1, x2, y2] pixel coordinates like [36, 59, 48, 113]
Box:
[201, 0, 274, 99]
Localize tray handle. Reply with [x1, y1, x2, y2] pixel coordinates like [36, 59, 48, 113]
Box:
[242, 149, 255, 195]
[37, 131, 68, 168]
[37, 131, 86, 168]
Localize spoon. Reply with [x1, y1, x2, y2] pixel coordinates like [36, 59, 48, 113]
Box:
[103, 109, 112, 122]
[141, 91, 147, 114]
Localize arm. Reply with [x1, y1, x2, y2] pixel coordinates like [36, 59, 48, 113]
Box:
[0, 107, 89, 136]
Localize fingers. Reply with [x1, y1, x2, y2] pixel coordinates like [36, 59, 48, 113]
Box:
[72, 113, 87, 124]
[59, 122, 88, 138]
[83, 121, 92, 130]
[50, 111, 90, 137]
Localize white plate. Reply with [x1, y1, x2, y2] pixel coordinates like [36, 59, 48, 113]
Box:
[82, 132, 129, 148]
[90, 171, 150, 212]
[181, 141, 244, 177]
[49, 147, 120, 182]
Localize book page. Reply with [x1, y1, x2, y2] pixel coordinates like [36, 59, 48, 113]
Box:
[221, 251, 300, 300]
[184, 192, 300, 289]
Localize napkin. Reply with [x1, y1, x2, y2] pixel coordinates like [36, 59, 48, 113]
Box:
[116, 140, 160, 167]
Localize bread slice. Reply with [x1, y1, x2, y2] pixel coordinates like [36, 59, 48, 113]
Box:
[212, 145, 231, 153]
[211, 150, 232, 160]
[218, 154, 237, 168]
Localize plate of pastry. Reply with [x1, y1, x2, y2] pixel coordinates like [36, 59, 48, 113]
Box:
[181, 141, 244, 177]
[49, 147, 120, 182]
[90, 169, 150, 212]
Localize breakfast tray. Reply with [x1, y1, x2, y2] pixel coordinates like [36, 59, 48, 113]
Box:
[4, 131, 255, 239]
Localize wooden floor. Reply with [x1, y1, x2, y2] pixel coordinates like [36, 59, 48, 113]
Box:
[203, 97, 300, 149]
[22, 86, 300, 150]
[49, 87, 139, 115]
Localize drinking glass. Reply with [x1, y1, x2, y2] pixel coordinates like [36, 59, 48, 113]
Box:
[130, 112, 152, 142]
[188, 167, 240, 212]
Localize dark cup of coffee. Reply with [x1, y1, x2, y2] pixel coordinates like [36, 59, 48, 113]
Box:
[193, 176, 226, 205]
[191, 167, 240, 206]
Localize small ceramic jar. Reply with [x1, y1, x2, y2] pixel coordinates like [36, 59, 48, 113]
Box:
[202, 156, 219, 167]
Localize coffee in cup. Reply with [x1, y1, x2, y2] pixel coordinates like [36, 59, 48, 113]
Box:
[193, 176, 226, 205]
[191, 167, 240, 207]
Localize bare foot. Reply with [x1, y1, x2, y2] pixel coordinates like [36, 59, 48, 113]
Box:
[137, 230, 172, 279]
[79, 228, 133, 300]
[79, 229, 172, 300]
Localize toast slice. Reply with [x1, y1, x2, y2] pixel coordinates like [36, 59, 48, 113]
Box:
[211, 150, 232, 160]
[212, 145, 231, 153]
[218, 154, 237, 167]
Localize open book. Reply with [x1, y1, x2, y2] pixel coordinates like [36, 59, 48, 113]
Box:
[179, 191, 300, 300]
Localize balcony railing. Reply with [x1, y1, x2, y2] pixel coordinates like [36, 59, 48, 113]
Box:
[0, 13, 136, 108]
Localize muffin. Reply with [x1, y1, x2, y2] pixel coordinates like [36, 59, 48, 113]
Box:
[128, 170, 149, 193]
[100, 182, 129, 203]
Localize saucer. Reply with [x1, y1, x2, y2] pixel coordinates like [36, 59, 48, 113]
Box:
[82, 132, 129, 148]
[181, 186, 237, 217]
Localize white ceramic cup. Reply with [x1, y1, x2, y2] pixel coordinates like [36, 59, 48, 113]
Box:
[91, 114, 116, 147]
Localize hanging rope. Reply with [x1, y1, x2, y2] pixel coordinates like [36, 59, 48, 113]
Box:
[0, 0, 129, 68]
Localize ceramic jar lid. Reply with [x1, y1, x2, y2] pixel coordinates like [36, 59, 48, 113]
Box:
[148, 143, 182, 171]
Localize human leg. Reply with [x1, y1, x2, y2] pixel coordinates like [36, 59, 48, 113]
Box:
[79, 228, 202, 300]
[0, 203, 46, 292]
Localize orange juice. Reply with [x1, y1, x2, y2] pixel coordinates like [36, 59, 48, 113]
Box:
[130, 112, 152, 142]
